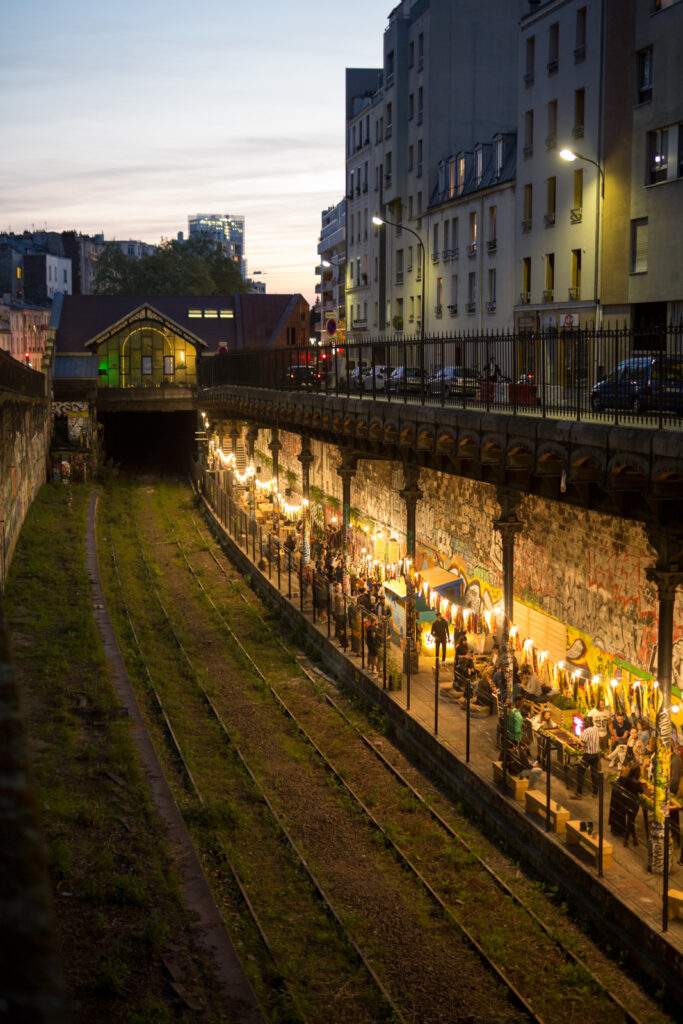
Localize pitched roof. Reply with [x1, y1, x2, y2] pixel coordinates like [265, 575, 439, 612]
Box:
[54, 294, 306, 352]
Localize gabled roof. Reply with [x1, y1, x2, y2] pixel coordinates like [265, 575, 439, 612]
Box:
[54, 294, 307, 352]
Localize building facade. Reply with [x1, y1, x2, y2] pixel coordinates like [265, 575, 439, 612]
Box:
[24, 253, 72, 303]
[344, 0, 524, 340]
[316, 198, 347, 343]
[188, 214, 246, 277]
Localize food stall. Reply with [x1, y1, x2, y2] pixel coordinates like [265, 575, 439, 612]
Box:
[384, 567, 463, 644]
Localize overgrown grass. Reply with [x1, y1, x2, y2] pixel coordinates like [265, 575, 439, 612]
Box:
[4, 483, 226, 1022]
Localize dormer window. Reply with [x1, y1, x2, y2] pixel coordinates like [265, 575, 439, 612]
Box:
[494, 137, 504, 176]
[438, 161, 446, 195]
[474, 146, 483, 185]
[448, 158, 456, 198]
[457, 155, 466, 195]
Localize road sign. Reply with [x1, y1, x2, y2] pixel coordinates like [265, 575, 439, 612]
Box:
[326, 318, 337, 336]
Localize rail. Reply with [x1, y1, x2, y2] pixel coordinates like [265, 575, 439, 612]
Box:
[202, 325, 683, 430]
[0, 348, 46, 400]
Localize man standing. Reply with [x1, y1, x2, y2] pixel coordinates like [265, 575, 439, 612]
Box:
[574, 719, 602, 797]
[430, 611, 450, 664]
[586, 698, 610, 752]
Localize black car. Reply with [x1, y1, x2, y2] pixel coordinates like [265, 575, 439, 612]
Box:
[427, 365, 481, 400]
[285, 364, 323, 388]
[386, 366, 424, 393]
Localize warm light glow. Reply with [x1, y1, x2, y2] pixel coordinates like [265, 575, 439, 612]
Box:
[509, 625, 518, 638]
[523, 637, 533, 651]
[672, 704, 681, 714]
[321, 260, 331, 268]
[591, 674, 601, 684]
[557, 661, 565, 670]
[559, 148, 577, 162]
[610, 678, 618, 688]
[372, 215, 384, 226]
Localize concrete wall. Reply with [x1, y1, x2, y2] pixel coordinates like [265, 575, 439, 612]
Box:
[0, 400, 51, 585]
[259, 427, 683, 694]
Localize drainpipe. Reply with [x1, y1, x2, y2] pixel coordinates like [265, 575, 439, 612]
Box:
[479, 194, 485, 334]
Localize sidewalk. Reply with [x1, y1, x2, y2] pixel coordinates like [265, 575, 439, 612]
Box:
[199, 472, 683, 959]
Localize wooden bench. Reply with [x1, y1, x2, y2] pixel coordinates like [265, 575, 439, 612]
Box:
[668, 888, 683, 921]
[492, 761, 528, 803]
[524, 789, 570, 835]
[565, 820, 613, 869]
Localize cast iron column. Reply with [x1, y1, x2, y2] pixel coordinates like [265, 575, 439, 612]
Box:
[269, 427, 281, 492]
[298, 436, 314, 564]
[336, 449, 357, 559]
[400, 464, 422, 673]
[399, 464, 422, 561]
[494, 489, 523, 626]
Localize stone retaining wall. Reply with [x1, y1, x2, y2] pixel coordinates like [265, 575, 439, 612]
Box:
[0, 398, 50, 585]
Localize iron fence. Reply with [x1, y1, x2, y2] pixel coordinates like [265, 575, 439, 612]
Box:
[202, 325, 683, 429]
[0, 348, 46, 400]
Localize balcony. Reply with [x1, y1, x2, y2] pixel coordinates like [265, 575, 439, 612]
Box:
[486, 300, 497, 313]
[524, 71, 535, 86]
[466, 242, 477, 257]
[519, 291, 531, 305]
[544, 212, 556, 227]
[569, 286, 581, 300]
[487, 238, 497, 253]
[465, 301, 476, 315]
[431, 252, 440, 264]
[523, 145, 533, 159]
[416, 268, 422, 282]
[547, 59, 558, 75]
[574, 45, 586, 64]
[545, 134, 557, 150]
[351, 318, 367, 330]
[442, 249, 451, 263]
[570, 207, 583, 224]
[435, 304, 443, 318]
[395, 271, 404, 285]
[522, 218, 532, 233]
[572, 124, 585, 139]
[448, 304, 458, 316]
[449, 247, 459, 260]
[543, 289, 554, 303]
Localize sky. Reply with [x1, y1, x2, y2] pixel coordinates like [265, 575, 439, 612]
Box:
[1, 0, 389, 301]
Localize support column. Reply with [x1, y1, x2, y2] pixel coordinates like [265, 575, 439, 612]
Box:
[269, 427, 281, 493]
[298, 436, 314, 564]
[245, 423, 259, 462]
[245, 424, 259, 525]
[494, 488, 523, 627]
[230, 421, 240, 457]
[400, 464, 422, 674]
[336, 449, 357, 559]
[645, 551, 683, 874]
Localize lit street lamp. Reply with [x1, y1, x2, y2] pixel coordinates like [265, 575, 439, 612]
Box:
[372, 215, 425, 342]
[559, 148, 605, 322]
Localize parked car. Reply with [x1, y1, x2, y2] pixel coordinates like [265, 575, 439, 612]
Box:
[361, 365, 395, 392]
[285, 364, 323, 388]
[590, 356, 683, 414]
[347, 365, 368, 391]
[387, 366, 424, 394]
[428, 365, 481, 399]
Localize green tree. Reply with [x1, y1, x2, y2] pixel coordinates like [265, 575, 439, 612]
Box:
[93, 237, 247, 296]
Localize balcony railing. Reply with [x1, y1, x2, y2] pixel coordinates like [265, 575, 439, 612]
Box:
[519, 291, 531, 305]
[396, 271, 404, 285]
[487, 238, 497, 253]
[465, 301, 476, 314]
[486, 300, 497, 313]
[448, 304, 458, 315]
[547, 59, 559, 75]
[569, 286, 581, 300]
[466, 242, 477, 257]
[434, 304, 443, 318]
[543, 288, 554, 303]
[572, 124, 585, 139]
[570, 207, 583, 224]
[431, 252, 440, 264]
[545, 134, 557, 150]
[522, 218, 532, 233]
[524, 71, 535, 86]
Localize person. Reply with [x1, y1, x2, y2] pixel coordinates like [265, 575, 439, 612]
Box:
[671, 741, 681, 798]
[574, 718, 602, 797]
[531, 707, 553, 732]
[366, 620, 380, 675]
[636, 717, 651, 748]
[586, 699, 611, 752]
[430, 611, 450, 664]
[509, 742, 544, 791]
[606, 727, 645, 771]
[609, 711, 631, 751]
[519, 664, 543, 700]
[505, 697, 524, 746]
[474, 672, 498, 711]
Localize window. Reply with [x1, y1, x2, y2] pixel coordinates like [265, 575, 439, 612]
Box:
[374, 256, 379, 282]
[545, 253, 555, 297]
[573, 168, 584, 210]
[386, 50, 394, 79]
[475, 146, 483, 183]
[448, 158, 456, 196]
[457, 155, 466, 194]
[546, 176, 557, 223]
[523, 183, 533, 226]
[450, 274, 458, 304]
[407, 245, 413, 271]
[487, 269, 497, 308]
[443, 219, 450, 253]
[521, 257, 531, 297]
[574, 88, 585, 136]
[652, 0, 675, 10]
[433, 222, 439, 257]
[396, 248, 404, 283]
[408, 194, 414, 219]
[417, 86, 423, 122]
[525, 35, 535, 83]
[637, 47, 653, 104]
[409, 41, 414, 68]
[364, 162, 368, 190]
[418, 32, 424, 65]
[417, 191, 422, 218]
[164, 355, 175, 375]
[631, 218, 648, 273]
[452, 217, 459, 252]
[495, 137, 504, 176]
[547, 99, 558, 148]
[204, 309, 217, 318]
[548, 22, 559, 74]
[142, 355, 153, 375]
[575, 7, 586, 61]
[385, 151, 393, 183]
[570, 249, 582, 297]
[488, 205, 497, 241]
[386, 102, 392, 136]
[524, 110, 534, 155]
[408, 144, 414, 171]
[219, 309, 234, 318]
[436, 277, 444, 307]
[468, 272, 476, 303]
[188, 308, 202, 318]
[647, 127, 668, 183]
[469, 210, 478, 242]
[364, 208, 368, 240]
[417, 139, 423, 176]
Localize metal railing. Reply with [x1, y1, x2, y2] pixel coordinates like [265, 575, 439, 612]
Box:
[201, 325, 683, 429]
[0, 349, 46, 400]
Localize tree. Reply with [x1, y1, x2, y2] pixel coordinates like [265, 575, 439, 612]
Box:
[93, 237, 247, 296]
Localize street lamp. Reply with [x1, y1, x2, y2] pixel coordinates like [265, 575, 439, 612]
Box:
[559, 148, 605, 323]
[372, 215, 425, 342]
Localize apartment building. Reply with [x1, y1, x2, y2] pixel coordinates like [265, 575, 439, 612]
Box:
[514, 0, 603, 330]
[316, 198, 347, 342]
[424, 134, 517, 334]
[345, 0, 524, 339]
[601, 0, 683, 330]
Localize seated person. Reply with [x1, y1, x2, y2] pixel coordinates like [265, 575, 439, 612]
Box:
[606, 727, 645, 770]
[519, 664, 543, 700]
[508, 741, 543, 790]
[531, 706, 553, 732]
[474, 672, 498, 709]
[636, 717, 651, 748]
[609, 711, 631, 751]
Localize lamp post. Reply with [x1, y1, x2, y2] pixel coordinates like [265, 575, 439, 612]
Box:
[372, 215, 425, 342]
[559, 148, 605, 323]
[320, 254, 345, 344]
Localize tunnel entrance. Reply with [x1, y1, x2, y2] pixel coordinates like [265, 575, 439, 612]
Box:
[99, 410, 196, 474]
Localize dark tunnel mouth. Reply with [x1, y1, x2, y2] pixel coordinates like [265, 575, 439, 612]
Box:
[98, 410, 197, 475]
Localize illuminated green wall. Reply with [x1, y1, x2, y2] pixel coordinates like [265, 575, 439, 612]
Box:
[96, 321, 197, 387]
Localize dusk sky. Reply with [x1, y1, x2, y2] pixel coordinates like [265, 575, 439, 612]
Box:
[2, 0, 389, 301]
